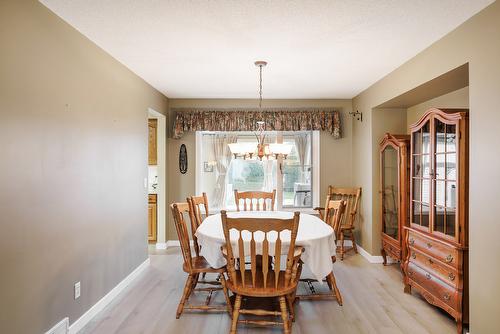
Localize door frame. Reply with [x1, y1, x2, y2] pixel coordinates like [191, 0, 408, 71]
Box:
[148, 108, 167, 249]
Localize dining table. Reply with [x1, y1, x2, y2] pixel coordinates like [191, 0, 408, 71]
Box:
[195, 210, 336, 282]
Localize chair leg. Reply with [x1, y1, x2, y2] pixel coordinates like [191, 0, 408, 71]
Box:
[191, 273, 199, 289]
[176, 274, 194, 319]
[230, 294, 242, 334]
[279, 296, 291, 333]
[286, 294, 295, 322]
[219, 273, 233, 316]
[381, 248, 387, 265]
[327, 272, 343, 306]
[350, 231, 358, 253]
[326, 276, 333, 291]
[340, 232, 345, 260]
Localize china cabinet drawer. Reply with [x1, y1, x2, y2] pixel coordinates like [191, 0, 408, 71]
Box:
[406, 262, 460, 312]
[407, 230, 460, 269]
[382, 239, 401, 260]
[408, 247, 459, 288]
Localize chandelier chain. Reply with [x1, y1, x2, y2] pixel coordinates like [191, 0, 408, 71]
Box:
[259, 64, 263, 109]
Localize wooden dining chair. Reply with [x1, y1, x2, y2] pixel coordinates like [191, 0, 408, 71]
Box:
[187, 193, 213, 279]
[234, 189, 276, 211]
[187, 193, 209, 255]
[315, 186, 362, 260]
[188, 192, 209, 229]
[221, 211, 303, 334]
[298, 198, 345, 304]
[170, 203, 232, 318]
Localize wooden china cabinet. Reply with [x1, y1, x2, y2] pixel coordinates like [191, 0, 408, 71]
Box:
[379, 133, 410, 266]
[403, 108, 469, 334]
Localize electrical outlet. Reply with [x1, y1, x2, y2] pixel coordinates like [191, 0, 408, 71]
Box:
[74, 281, 81, 300]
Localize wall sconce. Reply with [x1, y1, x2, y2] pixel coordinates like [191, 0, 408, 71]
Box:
[349, 110, 363, 122]
[203, 161, 215, 172]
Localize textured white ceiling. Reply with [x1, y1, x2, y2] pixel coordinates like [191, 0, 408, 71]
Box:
[41, 0, 493, 99]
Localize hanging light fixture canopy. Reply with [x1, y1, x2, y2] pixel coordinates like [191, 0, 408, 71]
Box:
[228, 61, 293, 160]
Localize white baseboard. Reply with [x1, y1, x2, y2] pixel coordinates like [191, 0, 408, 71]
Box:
[155, 242, 167, 250]
[68, 258, 150, 334]
[339, 240, 353, 247]
[335, 239, 383, 263]
[45, 317, 69, 334]
[355, 244, 397, 264]
[166, 240, 194, 248]
[166, 240, 180, 248]
[356, 244, 385, 263]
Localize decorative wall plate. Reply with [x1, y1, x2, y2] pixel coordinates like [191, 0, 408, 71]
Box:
[179, 144, 188, 174]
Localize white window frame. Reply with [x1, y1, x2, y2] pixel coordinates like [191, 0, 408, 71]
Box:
[196, 131, 320, 214]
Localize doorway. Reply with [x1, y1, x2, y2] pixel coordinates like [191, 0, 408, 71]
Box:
[147, 108, 167, 251]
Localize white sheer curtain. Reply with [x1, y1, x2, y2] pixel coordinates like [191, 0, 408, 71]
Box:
[262, 160, 274, 192]
[262, 136, 275, 192]
[212, 134, 237, 208]
[294, 133, 309, 182]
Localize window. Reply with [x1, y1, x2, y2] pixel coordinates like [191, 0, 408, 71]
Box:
[196, 131, 320, 212]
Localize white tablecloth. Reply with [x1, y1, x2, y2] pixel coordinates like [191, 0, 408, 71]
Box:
[195, 211, 336, 282]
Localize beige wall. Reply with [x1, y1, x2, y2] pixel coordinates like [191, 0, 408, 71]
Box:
[0, 1, 168, 333]
[352, 1, 500, 332]
[167, 99, 353, 240]
[406, 86, 469, 131]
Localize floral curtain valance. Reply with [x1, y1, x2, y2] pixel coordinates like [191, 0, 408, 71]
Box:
[172, 108, 341, 139]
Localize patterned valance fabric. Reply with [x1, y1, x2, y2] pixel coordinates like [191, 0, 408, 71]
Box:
[172, 109, 341, 139]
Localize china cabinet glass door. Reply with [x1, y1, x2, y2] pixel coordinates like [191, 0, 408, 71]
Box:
[433, 119, 457, 238]
[412, 120, 431, 230]
[382, 145, 399, 240]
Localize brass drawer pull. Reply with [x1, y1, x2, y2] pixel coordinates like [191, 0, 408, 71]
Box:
[426, 242, 432, 248]
[445, 254, 454, 263]
[428, 258, 433, 265]
[411, 252, 416, 259]
[448, 273, 456, 281]
[409, 238, 415, 245]
[425, 273, 431, 280]
[443, 293, 451, 301]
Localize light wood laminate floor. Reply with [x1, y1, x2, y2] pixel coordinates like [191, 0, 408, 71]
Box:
[80, 247, 456, 334]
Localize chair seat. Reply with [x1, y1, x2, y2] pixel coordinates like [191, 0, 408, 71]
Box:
[226, 270, 298, 297]
[340, 226, 355, 231]
[183, 256, 226, 274]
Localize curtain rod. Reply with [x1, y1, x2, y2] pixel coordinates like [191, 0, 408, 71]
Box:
[171, 107, 339, 112]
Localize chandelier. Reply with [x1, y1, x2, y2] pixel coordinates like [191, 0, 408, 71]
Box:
[228, 61, 292, 160]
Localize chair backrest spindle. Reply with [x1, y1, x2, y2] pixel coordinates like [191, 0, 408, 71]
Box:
[188, 192, 209, 228]
[234, 190, 276, 212]
[322, 197, 347, 235]
[187, 193, 210, 256]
